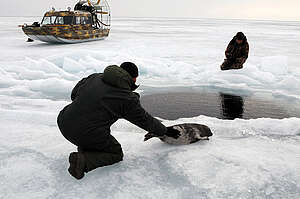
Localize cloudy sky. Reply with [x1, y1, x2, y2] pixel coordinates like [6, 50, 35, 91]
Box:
[2, 0, 300, 21]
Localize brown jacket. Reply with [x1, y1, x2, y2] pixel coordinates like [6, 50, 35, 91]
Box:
[225, 36, 249, 64]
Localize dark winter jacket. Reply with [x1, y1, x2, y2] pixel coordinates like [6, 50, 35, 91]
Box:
[225, 36, 249, 64]
[57, 65, 167, 148]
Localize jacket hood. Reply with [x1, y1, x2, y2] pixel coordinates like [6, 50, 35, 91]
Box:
[230, 35, 248, 45]
[103, 65, 139, 91]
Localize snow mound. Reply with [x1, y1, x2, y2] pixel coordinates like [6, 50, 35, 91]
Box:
[261, 56, 288, 75]
[1, 17, 300, 100]
[1, 54, 300, 100]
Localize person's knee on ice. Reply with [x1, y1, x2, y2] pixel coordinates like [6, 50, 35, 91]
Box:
[221, 59, 233, 70]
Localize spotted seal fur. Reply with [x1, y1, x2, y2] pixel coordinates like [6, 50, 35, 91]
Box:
[145, 123, 213, 145]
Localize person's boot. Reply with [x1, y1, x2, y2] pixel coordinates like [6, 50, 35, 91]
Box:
[68, 152, 86, 180]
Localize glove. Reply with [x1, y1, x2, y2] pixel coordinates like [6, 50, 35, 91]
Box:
[144, 133, 157, 142]
[144, 127, 181, 141]
[165, 127, 181, 139]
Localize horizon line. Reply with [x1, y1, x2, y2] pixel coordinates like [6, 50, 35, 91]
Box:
[0, 15, 299, 23]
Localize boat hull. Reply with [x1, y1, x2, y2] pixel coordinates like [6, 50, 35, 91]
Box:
[22, 25, 109, 44]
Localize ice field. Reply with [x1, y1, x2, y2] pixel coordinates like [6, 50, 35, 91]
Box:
[0, 17, 300, 198]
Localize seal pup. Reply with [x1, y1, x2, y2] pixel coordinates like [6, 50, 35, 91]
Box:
[144, 123, 213, 145]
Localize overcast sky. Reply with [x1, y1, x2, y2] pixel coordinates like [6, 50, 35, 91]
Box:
[2, 0, 300, 21]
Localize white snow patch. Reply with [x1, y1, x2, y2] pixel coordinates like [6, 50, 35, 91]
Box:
[0, 17, 300, 198]
[261, 56, 288, 75]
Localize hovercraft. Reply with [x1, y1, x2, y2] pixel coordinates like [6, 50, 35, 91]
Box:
[20, 0, 111, 44]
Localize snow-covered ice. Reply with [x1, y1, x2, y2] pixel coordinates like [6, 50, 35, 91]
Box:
[0, 17, 300, 198]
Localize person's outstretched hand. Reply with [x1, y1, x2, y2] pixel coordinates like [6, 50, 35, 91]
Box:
[144, 127, 181, 142]
[165, 127, 181, 139]
[144, 133, 158, 141]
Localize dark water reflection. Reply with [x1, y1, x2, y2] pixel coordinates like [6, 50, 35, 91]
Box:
[220, 93, 244, 119]
[140, 89, 300, 120]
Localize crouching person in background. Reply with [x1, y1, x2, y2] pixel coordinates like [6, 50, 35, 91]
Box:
[220, 32, 249, 70]
[57, 62, 180, 180]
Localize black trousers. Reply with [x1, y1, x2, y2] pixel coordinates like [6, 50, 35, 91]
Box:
[57, 111, 124, 172]
[59, 125, 124, 172]
[77, 135, 124, 172]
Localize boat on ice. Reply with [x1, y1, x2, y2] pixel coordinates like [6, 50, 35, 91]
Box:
[20, 0, 111, 44]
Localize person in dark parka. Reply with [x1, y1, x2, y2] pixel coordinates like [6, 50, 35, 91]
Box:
[57, 62, 180, 180]
[220, 32, 249, 70]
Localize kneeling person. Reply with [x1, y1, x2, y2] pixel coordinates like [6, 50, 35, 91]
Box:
[57, 62, 180, 180]
[220, 32, 249, 70]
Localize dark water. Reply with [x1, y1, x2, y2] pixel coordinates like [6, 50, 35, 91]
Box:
[140, 87, 300, 120]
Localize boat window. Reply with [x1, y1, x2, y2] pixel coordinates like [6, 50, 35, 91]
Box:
[87, 17, 92, 24]
[64, 16, 74, 25]
[42, 17, 51, 25]
[51, 16, 57, 24]
[55, 17, 64, 25]
[81, 16, 89, 25]
[42, 16, 73, 25]
[76, 17, 81, 25]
